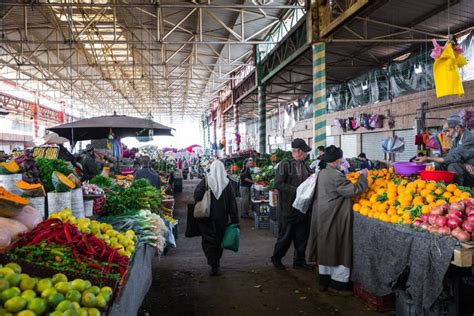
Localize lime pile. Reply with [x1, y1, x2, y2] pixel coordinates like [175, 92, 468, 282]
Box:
[0, 262, 113, 315]
[49, 209, 136, 258]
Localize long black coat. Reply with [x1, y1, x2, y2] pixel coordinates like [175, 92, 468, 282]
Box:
[275, 158, 311, 224]
[193, 178, 239, 231]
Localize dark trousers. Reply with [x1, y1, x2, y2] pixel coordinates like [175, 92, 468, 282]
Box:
[198, 220, 224, 268]
[271, 220, 310, 265]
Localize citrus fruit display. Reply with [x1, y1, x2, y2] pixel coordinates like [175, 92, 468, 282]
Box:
[349, 168, 472, 228]
[0, 263, 113, 315]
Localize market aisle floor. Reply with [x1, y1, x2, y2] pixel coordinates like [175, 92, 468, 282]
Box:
[140, 180, 389, 316]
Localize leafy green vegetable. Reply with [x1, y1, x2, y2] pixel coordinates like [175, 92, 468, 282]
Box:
[102, 179, 163, 216]
[90, 175, 114, 189]
[35, 158, 74, 192]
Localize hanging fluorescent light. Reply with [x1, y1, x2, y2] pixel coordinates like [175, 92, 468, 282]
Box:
[414, 63, 423, 74]
[0, 108, 9, 116]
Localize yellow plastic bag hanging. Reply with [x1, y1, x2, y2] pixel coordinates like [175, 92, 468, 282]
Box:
[433, 43, 465, 98]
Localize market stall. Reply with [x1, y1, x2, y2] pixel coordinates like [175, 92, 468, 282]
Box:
[346, 167, 474, 314]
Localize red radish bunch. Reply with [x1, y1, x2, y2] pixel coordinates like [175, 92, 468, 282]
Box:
[418, 199, 474, 242]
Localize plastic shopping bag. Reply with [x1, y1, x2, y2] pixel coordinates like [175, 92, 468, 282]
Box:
[292, 173, 318, 214]
[221, 224, 240, 252]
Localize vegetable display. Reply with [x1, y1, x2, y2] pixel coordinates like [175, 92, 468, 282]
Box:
[0, 161, 20, 174]
[89, 176, 114, 190]
[0, 262, 111, 315]
[51, 172, 76, 192]
[0, 187, 30, 217]
[13, 219, 129, 277]
[82, 183, 104, 197]
[15, 181, 45, 197]
[35, 159, 74, 192]
[102, 179, 162, 216]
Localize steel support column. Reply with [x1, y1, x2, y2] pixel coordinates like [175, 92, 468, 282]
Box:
[221, 111, 226, 155]
[258, 85, 266, 154]
[234, 104, 240, 153]
[313, 42, 326, 149]
[33, 92, 39, 138]
[212, 120, 217, 150]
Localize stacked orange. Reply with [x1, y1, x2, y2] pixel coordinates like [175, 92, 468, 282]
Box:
[350, 169, 471, 225]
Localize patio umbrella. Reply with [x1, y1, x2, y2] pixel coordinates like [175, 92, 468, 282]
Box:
[47, 114, 173, 142]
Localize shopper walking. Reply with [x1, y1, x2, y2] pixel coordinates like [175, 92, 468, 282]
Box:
[307, 146, 368, 295]
[240, 158, 255, 218]
[271, 138, 313, 270]
[194, 160, 239, 276]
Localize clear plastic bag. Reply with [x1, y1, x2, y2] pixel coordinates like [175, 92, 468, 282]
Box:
[292, 173, 318, 214]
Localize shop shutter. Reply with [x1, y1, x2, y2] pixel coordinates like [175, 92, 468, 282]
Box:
[362, 132, 386, 161]
[341, 135, 357, 158]
[395, 129, 418, 162]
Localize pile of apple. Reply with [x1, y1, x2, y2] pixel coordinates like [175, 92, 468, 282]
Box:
[414, 199, 474, 242]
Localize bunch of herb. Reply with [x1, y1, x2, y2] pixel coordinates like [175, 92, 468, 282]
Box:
[90, 175, 114, 189]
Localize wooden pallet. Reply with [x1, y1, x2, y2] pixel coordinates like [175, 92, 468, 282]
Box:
[452, 242, 474, 267]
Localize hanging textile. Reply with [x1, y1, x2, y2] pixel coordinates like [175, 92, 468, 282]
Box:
[433, 41, 467, 98]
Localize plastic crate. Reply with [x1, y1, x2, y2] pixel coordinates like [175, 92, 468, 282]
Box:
[252, 201, 271, 218]
[254, 212, 270, 230]
[353, 282, 395, 312]
[395, 290, 457, 316]
[270, 219, 279, 237]
[251, 186, 270, 201]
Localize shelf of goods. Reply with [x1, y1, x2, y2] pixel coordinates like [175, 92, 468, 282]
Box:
[346, 168, 474, 315]
[0, 156, 176, 315]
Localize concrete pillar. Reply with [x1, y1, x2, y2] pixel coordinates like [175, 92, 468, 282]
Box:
[258, 85, 266, 154]
[313, 42, 327, 150]
[234, 104, 240, 152]
[212, 120, 217, 148]
[221, 111, 226, 155]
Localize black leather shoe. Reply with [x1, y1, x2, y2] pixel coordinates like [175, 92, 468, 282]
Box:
[210, 267, 221, 276]
[271, 259, 286, 270]
[293, 263, 315, 270]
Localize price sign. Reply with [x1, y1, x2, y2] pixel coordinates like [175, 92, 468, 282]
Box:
[33, 146, 59, 159]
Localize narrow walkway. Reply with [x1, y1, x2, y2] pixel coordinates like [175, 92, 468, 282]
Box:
[140, 180, 386, 316]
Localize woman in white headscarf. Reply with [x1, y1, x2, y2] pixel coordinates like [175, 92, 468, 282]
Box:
[194, 160, 239, 276]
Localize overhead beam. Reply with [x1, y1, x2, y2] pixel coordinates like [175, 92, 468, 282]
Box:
[320, 0, 372, 38]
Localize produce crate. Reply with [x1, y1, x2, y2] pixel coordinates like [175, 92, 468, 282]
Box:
[251, 185, 270, 201]
[252, 201, 270, 219]
[162, 198, 175, 210]
[353, 282, 395, 312]
[254, 212, 270, 230]
[270, 219, 279, 237]
[395, 290, 457, 316]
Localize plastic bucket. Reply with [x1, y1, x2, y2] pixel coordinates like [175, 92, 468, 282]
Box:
[83, 199, 94, 217]
[28, 196, 46, 219]
[71, 188, 84, 218]
[47, 191, 72, 217]
[0, 174, 23, 195]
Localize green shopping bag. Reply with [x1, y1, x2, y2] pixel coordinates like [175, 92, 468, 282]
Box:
[221, 224, 240, 252]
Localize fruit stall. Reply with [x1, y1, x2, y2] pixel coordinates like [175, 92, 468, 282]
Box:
[347, 167, 474, 314]
[0, 153, 176, 315]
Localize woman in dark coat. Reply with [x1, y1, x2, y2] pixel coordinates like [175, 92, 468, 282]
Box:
[194, 160, 239, 276]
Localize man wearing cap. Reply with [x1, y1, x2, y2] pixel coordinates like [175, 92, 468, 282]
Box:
[82, 144, 102, 181]
[271, 138, 313, 270]
[415, 114, 474, 186]
[307, 145, 368, 295]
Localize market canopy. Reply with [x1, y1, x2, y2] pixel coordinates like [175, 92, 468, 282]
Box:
[47, 115, 174, 142]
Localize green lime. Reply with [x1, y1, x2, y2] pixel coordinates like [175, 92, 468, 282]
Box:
[0, 279, 10, 291]
[20, 277, 38, 291]
[4, 296, 27, 313]
[47, 292, 65, 307]
[20, 274, 30, 282]
[80, 292, 96, 308]
[71, 302, 81, 310]
[20, 289, 37, 302]
[55, 282, 72, 294]
[100, 286, 113, 295]
[76, 308, 88, 316]
[41, 288, 58, 299]
[49, 311, 63, 316]
[16, 311, 35, 316]
[65, 290, 81, 303]
[5, 273, 21, 287]
[55, 300, 73, 312]
[0, 267, 15, 277]
[37, 278, 54, 293]
[87, 286, 100, 295]
[4, 263, 21, 274]
[52, 274, 68, 284]
[87, 308, 101, 316]
[0, 287, 21, 303]
[97, 292, 110, 303]
[95, 294, 107, 308]
[83, 281, 92, 290]
[70, 279, 86, 292]
[62, 309, 78, 316]
[27, 297, 48, 314]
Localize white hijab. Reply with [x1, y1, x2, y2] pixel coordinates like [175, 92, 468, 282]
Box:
[207, 160, 229, 200]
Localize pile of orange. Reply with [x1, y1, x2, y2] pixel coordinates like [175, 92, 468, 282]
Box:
[349, 169, 471, 225]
